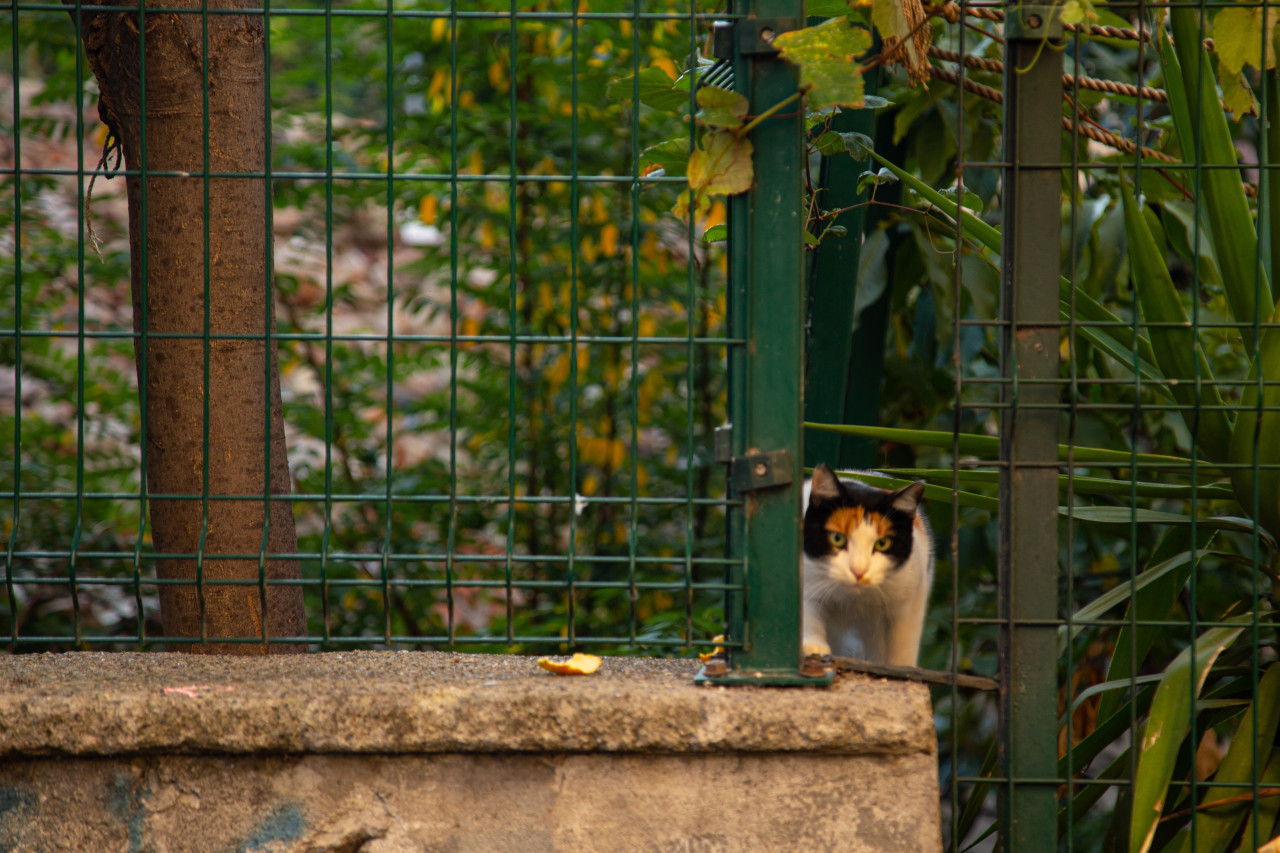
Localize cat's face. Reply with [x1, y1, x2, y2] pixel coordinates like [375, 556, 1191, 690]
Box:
[803, 465, 925, 591]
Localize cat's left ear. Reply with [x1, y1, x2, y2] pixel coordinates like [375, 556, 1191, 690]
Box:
[890, 480, 927, 513]
[808, 464, 843, 507]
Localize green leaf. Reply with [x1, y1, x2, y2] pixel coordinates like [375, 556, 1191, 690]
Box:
[773, 18, 873, 109]
[1097, 527, 1218, 724]
[606, 66, 690, 113]
[702, 223, 727, 243]
[878, 467, 1235, 501]
[1226, 316, 1280, 550]
[1060, 549, 1211, 651]
[1165, 11, 1273, 336]
[951, 739, 998, 853]
[640, 139, 691, 178]
[1119, 176, 1234, 462]
[1060, 748, 1133, 841]
[1178, 663, 1280, 853]
[861, 94, 892, 109]
[1062, 507, 1274, 548]
[813, 130, 848, 156]
[804, 422, 1218, 472]
[939, 184, 983, 212]
[805, 0, 852, 15]
[1239, 748, 1280, 852]
[831, 469, 998, 511]
[687, 130, 753, 196]
[1130, 621, 1249, 853]
[696, 85, 749, 129]
[856, 167, 897, 195]
[842, 131, 875, 159]
[1161, 201, 1224, 293]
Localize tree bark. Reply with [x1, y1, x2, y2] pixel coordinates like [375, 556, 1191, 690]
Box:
[74, 0, 306, 651]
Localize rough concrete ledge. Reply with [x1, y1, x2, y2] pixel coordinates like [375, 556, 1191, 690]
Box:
[1, 652, 943, 851]
[0, 651, 934, 758]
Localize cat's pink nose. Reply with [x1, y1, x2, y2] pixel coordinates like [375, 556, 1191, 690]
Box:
[852, 567, 867, 580]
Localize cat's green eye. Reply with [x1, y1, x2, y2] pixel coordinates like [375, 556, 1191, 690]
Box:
[828, 531, 846, 548]
[874, 537, 891, 552]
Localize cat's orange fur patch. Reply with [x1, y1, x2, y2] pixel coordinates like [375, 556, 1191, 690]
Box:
[826, 506, 892, 538]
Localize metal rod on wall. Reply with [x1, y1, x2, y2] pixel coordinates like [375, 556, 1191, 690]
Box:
[999, 4, 1063, 848]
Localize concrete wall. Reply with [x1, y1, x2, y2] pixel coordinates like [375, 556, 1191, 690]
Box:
[0, 652, 941, 852]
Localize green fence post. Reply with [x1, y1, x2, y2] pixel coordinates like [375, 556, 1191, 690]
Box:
[1000, 4, 1063, 848]
[714, 0, 820, 684]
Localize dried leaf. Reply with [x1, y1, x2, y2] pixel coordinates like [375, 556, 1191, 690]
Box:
[872, 0, 932, 87]
[687, 130, 753, 196]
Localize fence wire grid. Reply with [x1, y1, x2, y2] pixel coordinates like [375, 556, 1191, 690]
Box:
[4, 1, 737, 652]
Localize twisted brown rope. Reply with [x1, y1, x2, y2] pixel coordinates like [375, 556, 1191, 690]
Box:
[927, 64, 1178, 163]
[929, 2, 1151, 42]
[927, 46, 1168, 103]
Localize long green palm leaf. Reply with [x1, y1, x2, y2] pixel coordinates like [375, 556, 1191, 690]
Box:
[1119, 177, 1234, 462]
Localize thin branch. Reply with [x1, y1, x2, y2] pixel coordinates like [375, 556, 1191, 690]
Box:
[1159, 788, 1280, 822]
[826, 655, 1001, 691]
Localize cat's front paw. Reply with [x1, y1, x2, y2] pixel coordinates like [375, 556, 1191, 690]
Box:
[802, 639, 831, 657]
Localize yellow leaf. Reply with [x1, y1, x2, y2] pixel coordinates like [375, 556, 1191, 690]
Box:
[649, 54, 678, 80]
[1214, 6, 1278, 74]
[600, 223, 619, 257]
[704, 200, 727, 232]
[419, 195, 439, 226]
[1221, 69, 1260, 119]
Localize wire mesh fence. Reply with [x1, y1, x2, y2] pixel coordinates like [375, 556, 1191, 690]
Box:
[2, 1, 740, 652]
[8, 0, 1280, 849]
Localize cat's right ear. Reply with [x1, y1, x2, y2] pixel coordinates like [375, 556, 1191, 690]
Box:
[808, 464, 843, 507]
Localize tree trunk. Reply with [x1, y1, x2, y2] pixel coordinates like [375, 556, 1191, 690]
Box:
[73, 0, 305, 652]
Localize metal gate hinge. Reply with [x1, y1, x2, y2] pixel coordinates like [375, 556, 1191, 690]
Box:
[730, 449, 793, 494]
[715, 424, 793, 493]
[711, 17, 800, 59]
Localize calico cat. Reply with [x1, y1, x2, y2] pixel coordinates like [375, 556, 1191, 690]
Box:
[801, 464, 934, 666]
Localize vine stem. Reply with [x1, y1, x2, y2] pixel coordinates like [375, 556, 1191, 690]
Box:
[739, 92, 801, 136]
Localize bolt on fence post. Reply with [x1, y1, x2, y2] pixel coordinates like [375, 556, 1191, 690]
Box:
[1000, 4, 1063, 848]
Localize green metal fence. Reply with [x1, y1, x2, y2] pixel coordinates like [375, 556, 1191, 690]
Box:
[9, 0, 1280, 849]
[3, 1, 766, 655]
